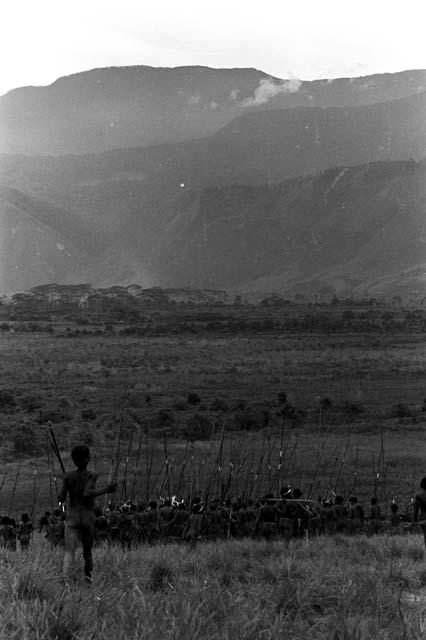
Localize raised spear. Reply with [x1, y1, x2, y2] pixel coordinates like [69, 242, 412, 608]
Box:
[8, 461, 22, 516]
[120, 419, 136, 502]
[163, 434, 171, 499]
[130, 427, 144, 502]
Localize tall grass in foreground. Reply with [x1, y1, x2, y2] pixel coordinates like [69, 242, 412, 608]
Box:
[1, 534, 426, 639]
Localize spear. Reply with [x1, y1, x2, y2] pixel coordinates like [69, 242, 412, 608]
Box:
[163, 434, 171, 499]
[130, 427, 144, 502]
[205, 422, 225, 503]
[252, 433, 267, 498]
[379, 426, 388, 506]
[120, 419, 136, 502]
[0, 473, 7, 495]
[270, 418, 286, 494]
[107, 371, 129, 495]
[333, 434, 351, 494]
[48, 426, 65, 474]
[146, 443, 154, 501]
[29, 466, 38, 519]
[176, 441, 190, 499]
[372, 452, 377, 499]
[350, 444, 359, 496]
[46, 441, 54, 512]
[8, 461, 22, 516]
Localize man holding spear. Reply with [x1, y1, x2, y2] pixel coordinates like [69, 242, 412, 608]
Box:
[58, 444, 118, 582]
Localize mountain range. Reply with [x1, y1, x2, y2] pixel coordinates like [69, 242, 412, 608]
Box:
[1, 65, 425, 298]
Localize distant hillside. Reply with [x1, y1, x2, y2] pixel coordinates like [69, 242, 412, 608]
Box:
[1, 65, 425, 155]
[1, 159, 424, 299]
[0, 187, 100, 294]
[152, 160, 426, 298]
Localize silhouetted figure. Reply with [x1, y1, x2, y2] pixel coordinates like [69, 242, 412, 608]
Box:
[58, 444, 117, 582]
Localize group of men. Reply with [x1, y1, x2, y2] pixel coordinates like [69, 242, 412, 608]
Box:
[36, 488, 412, 550]
[2, 445, 425, 583]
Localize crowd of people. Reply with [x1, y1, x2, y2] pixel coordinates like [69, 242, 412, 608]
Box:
[0, 491, 421, 555]
[16, 488, 411, 552]
[2, 443, 425, 584]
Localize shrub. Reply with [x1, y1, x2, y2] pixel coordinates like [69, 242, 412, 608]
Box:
[320, 397, 333, 411]
[0, 389, 16, 412]
[78, 425, 94, 445]
[187, 392, 201, 405]
[341, 401, 365, 416]
[155, 409, 176, 428]
[182, 413, 213, 441]
[230, 407, 270, 431]
[173, 399, 188, 411]
[210, 397, 230, 412]
[12, 424, 38, 456]
[81, 408, 97, 421]
[19, 394, 42, 413]
[390, 403, 413, 418]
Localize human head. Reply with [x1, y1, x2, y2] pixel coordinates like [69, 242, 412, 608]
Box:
[420, 477, 426, 490]
[371, 497, 377, 505]
[21, 513, 29, 523]
[71, 445, 90, 469]
[390, 503, 398, 512]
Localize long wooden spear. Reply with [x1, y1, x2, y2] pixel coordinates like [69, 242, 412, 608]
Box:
[333, 434, 351, 494]
[8, 461, 22, 516]
[350, 444, 360, 496]
[120, 419, 136, 502]
[163, 434, 171, 499]
[0, 473, 7, 496]
[130, 427, 144, 502]
[270, 418, 286, 493]
[48, 426, 65, 475]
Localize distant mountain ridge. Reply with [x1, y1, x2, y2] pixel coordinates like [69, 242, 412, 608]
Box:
[1, 66, 425, 298]
[1, 65, 425, 155]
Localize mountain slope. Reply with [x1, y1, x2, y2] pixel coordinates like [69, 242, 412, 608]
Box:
[152, 160, 426, 297]
[1, 66, 425, 155]
[0, 187, 94, 293]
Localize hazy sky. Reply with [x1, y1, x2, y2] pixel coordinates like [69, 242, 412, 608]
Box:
[2, 0, 426, 95]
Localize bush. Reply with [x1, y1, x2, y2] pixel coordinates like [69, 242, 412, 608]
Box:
[210, 397, 230, 412]
[390, 403, 413, 418]
[173, 399, 188, 411]
[182, 413, 213, 441]
[187, 392, 201, 405]
[19, 394, 42, 413]
[12, 424, 38, 456]
[155, 409, 176, 428]
[230, 407, 270, 431]
[341, 401, 365, 416]
[77, 425, 94, 445]
[320, 397, 333, 411]
[0, 389, 16, 413]
[81, 408, 97, 421]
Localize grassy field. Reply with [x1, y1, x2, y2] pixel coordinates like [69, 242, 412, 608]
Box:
[2, 533, 426, 639]
[0, 313, 426, 512]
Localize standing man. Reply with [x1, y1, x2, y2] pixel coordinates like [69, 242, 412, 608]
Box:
[413, 477, 426, 547]
[58, 445, 117, 582]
